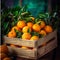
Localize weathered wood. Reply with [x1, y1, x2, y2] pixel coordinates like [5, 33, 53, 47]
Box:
[4, 36, 36, 47]
[3, 30, 57, 59]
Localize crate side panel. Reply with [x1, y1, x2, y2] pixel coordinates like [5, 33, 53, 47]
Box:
[7, 46, 36, 58]
[4, 36, 36, 47]
[36, 30, 57, 47]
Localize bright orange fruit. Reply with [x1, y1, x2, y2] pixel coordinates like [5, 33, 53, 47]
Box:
[30, 36, 39, 40]
[22, 33, 31, 40]
[22, 26, 32, 33]
[27, 22, 33, 28]
[44, 25, 53, 33]
[8, 30, 16, 38]
[17, 20, 26, 29]
[39, 30, 46, 36]
[32, 24, 41, 32]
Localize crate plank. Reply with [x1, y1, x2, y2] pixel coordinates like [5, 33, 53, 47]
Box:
[4, 36, 36, 47]
[36, 30, 57, 47]
[7, 46, 37, 59]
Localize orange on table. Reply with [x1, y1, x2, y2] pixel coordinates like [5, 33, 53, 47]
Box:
[11, 26, 21, 31]
[22, 33, 31, 40]
[37, 20, 45, 29]
[22, 26, 32, 33]
[17, 20, 26, 29]
[39, 30, 46, 36]
[10, 44, 16, 47]
[8, 30, 16, 38]
[32, 24, 41, 32]
[30, 36, 39, 40]
[44, 25, 53, 33]
[27, 22, 33, 28]
[0, 45, 8, 54]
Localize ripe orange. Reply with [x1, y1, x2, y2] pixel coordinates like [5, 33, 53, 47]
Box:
[21, 46, 28, 49]
[11, 26, 21, 31]
[27, 22, 33, 28]
[30, 17, 35, 21]
[17, 20, 26, 29]
[8, 30, 16, 38]
[3, 57, 11, 60]
[30, 36, 39, 40]
[44, 25, 53, 33]
[39, 30, 46, 36]
[37, 21, 45, 28]
[32, 24, 41, 32]
[22, 33, 31, 40]
[22, 26, 32, 33]
[10, 44, 16, 47]
[0, 53, 7, 60]
[0, 45, 8, 54]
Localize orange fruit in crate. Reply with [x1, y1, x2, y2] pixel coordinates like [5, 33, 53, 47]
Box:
[17, 20, 26, 29]
[21, 46, 28, 49]
[44, 25, 53, 33]
[11, 26, 21, 31]
[22, 26, 32, 33]
[39, 30, 46, 36]
[30, 17, 35, 21]
[30, 36, 39, 40]
[22, 33, 31, 40]
[8, 30, 16, 38]
[37, 20, 45, 29]
[0, 53, 7, 60]
[32, 24, 41, 32]
[27, 22, 33, 28]
[10, 44, 16, 47]
[3, 57, 11, 60]
[0, 45, 8, 54]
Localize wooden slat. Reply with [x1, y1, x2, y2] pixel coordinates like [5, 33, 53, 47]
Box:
[38, 36, 57, 58]
[35, 30, 57, 47]
[4, 36, 36, 47]
[7, 46, 37, 59]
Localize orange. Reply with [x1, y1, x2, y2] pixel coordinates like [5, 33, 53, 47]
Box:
[39, 30, 46, 36]
[37, 21, 45, 28]
[27, 22, 33, 28]
[30, 36, 39, 40]
[8, 30, 16, 38]
[22, 33, 31, 40]
[44, 25, 53, 33]
[32, 24, 41, 32]
[17, 20, 26, 29]
[3, 57, 11, 60]
[0, 45, 8, 54]
[0, 53, 7, 60]
[21, 46, 28, 49]
[30, 17, 35, 21]
[22, 26, 32, 33]
[11, 26, 21, 31]
[10, 44, 16, 47]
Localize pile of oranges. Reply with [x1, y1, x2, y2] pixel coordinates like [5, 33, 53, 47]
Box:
[7, 17, 53, 49]
[0, 45, 12, 60]
[7, 18, 53, 41]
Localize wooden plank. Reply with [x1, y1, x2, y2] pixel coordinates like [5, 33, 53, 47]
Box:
[7, 46, 37, 59]
[35, 30, 57, 47]
[4, 36, 36, 47]
[38, 36, 57, 58]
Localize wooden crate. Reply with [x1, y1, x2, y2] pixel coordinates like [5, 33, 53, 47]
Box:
[3, 30, 57, 59]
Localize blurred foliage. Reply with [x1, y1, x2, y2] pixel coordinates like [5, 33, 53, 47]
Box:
[1, 5, 59, 36]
